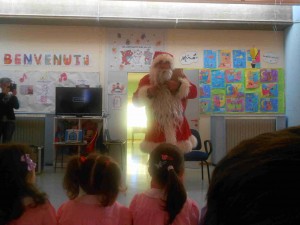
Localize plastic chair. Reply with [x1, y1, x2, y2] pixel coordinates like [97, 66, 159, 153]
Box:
[184, 129, 213, 183]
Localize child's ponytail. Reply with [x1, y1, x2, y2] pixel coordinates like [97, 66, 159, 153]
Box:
[149, 143, 187, 225]
[63, 155, 82, 199]
[164, 166, 187, 224]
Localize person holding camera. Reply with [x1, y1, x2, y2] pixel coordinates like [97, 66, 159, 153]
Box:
[0, 77, 19, 143]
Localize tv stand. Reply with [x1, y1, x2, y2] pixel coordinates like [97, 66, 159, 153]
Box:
[53, 116, 103, 169]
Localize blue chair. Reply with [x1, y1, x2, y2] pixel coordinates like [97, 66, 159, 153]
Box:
[184, 129, 213, 183]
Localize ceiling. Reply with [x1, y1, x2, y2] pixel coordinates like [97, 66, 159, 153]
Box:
[0, 0, 295, 30]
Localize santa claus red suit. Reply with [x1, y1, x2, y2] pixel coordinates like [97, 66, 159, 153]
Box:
[133, 51, 197, 153]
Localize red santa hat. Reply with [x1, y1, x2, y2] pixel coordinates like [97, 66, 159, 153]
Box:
[151, 51, 174, 69]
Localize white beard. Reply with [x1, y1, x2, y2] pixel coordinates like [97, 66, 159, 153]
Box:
[150, 67, 172, 86]
[150, 86, 183, 142]
[148, 66, 183, 143]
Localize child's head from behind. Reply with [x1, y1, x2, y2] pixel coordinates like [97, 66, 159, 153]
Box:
[148, 143, 187, 224]
[0, 144, 44, 224]
[0, 144, 36, 184]
[149, 143, 184, 184]
[204, 126, 300, 225]
[63, 153, 121, 207]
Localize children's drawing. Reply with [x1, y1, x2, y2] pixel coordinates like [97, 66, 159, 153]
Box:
[121, 49, 134, 65]
[247, 49, 261, 68]
[20, 85, 33, 95]
[180, 52, 198, 65]
[245, 93, 259, 112]
[212, 94, 226, 113]
[200, 84, 211, 98]
[199, 69, 211, 84]
[226, 98, 244, 112]
[200, 99, 211, 113]
[218, 50, 232, 68]
[225, 69, 243, 83]
[245, 69, 260, 89]
[211, 70, 225, 89]
[233, 50, 246, 68]
[144, 49, 153, 65]
[226, 83, 244, 98]
[261, 83, 278, 97]
[132, 49, 143, 65]
[262, 53, 279, 64]
[112, 95, 122, 110]
[204, 50, 217, 68]
[260, 98, 278, 112]
[260, 69, 278, 82]
[109, 82, 126, 94]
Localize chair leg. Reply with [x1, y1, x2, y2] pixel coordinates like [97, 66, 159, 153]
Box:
[206, 161, 211, 184]
[120, 144, 123, 171]
[201, 161, 204, 180]
[61, 149, 64, 169]
[54, 148, 58, 172]
[132, 132, 134, 149]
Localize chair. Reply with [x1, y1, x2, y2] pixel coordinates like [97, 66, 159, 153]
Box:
[184, 129, 213, 183]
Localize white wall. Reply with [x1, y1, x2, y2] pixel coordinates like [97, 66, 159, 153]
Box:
[0, 25, 286, 141]
[285, 7, 300, 127]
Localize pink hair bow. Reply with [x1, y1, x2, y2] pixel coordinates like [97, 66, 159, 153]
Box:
[21, 154, 36, 171]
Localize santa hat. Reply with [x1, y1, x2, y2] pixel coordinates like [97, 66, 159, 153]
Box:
[151, 51, 174, 69]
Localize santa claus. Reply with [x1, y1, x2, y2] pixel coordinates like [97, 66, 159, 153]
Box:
[132, 51, 197, 153]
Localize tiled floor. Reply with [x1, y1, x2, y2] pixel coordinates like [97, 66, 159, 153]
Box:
[36, 141, 212, 210]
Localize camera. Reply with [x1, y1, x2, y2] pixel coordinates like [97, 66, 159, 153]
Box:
[9, 83, 17, 91]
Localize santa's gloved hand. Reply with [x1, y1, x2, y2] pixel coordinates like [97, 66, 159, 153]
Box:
[166, 80, 181, 94]
[147, 86, 159, 98]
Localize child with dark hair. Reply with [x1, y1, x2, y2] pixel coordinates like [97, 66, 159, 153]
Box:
[0, 144, 56, 225]
[57, 153, 132, 225]
[129, 143, 200, 225]
[203, 126, 300, 225]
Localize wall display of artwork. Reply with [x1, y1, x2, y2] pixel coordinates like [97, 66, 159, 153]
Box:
[0, 70, 100, 113]
[204, 48, 261, 69]
[199, 68, 284, 114]
[107, 28, 166, 71]
[200, 48, 284, 114]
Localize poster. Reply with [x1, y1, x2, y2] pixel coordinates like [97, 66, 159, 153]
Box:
[199, 68, 284, 114]
[0, 71, 100, 113]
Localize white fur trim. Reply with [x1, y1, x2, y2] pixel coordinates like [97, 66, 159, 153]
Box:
[176, 77, 190, 99]
[151, 54, 174, 70]
[134, 85, 152, 106]
[140, 134, 197, 154]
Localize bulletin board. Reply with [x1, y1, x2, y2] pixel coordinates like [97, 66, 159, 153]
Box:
[199, 49, 285, 114]
[0, 70, 100, 114]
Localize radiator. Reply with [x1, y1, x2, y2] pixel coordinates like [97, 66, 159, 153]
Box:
[225, 117, 276, 151]
[11, 116, 45, 147]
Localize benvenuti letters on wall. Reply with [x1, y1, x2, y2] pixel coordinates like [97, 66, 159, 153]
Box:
[1, 53, 91, 66]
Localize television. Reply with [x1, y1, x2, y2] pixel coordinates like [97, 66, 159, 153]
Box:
[55, 87, 102, 117]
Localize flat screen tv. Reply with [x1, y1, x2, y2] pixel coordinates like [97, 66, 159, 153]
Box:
[55, 87, 102, 117]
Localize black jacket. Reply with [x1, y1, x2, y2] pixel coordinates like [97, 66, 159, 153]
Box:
[0, 93, 19, 120]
